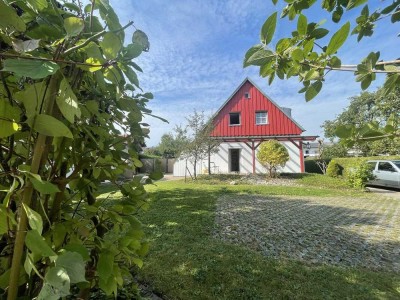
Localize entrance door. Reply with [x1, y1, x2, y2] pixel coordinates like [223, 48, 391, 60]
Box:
[229, 149, 240, 172]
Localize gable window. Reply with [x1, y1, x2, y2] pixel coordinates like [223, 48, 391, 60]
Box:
[244, 92, 251, 99]
[255, 111, 268, 125]
[229, 112, 240, 125]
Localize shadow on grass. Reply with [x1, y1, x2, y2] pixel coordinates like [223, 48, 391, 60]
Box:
[137, 186, 400, 300]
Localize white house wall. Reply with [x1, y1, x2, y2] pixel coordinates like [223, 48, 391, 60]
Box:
[173, 141, 301, 176]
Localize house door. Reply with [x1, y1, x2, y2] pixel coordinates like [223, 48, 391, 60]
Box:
[229, 149, 240, 172]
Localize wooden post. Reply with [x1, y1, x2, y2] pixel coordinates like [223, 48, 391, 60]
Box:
[299, 141, 305, 172]
[252, 141, 255, 174]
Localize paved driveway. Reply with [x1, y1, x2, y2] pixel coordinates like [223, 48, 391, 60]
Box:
[366, 186, 400, 200]
[214, 194, 400, 272]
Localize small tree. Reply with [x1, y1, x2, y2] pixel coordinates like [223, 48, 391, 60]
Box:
[179, 111, 219, 179]
[257, 140, 289, 177]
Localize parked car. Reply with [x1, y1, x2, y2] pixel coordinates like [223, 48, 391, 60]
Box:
[366, 160, 400, 188]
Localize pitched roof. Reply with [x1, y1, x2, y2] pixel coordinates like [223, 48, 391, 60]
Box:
[212, 77, 305, 132]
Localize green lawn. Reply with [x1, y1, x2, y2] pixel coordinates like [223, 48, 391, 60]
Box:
[100, 175, 400, 299]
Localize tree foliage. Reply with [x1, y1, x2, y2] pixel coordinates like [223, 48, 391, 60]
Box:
[158, 129, 190, 158]
[323, 88, 400, 155]
[178, 111, 220, 179]
[257, 140, 289, 177]
[245, 0, 400, 142]
[0, 1, 156, 299]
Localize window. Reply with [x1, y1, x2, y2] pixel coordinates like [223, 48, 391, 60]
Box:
[367, 162, 376, 170]
[378, 162, 397, 172]
[229, 112, 240, 125]
[244, 92, 251, 99]
[255, 111, 268, 125]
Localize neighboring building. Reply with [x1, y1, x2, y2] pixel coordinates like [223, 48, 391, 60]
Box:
[173, 78, 318, 176]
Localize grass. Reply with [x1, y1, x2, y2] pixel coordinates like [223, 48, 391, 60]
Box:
[99, 175, 400, 299]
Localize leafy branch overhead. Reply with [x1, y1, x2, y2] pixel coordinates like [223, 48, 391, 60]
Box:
[244, 0, 400, 102]
[0, 0, 157, 299]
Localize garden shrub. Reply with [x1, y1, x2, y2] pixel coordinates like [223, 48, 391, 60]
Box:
[326, 160, 342, 177]
[334, 155, 400, 177]
[347, 162, 374, 189]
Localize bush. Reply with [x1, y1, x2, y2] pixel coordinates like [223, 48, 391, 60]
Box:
[347, 162, 374, 189]
[334, 155, 400, 177]
[257, 141, 289, 178]
[326, 160, 342, 177]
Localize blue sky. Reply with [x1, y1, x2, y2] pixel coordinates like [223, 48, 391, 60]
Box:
[110, 0, 398, 146]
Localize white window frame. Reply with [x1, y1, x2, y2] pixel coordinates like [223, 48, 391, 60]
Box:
[255, 111, 268, 125]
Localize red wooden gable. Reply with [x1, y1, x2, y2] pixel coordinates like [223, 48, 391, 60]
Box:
[210, 79, 304, 137]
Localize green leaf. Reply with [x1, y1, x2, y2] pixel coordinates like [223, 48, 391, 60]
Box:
[326, 22, 350, 55]
[64, 17, 85, 37]
[64, 244, 90, 261]
[85, 58, 103, 72]
[124, 44, 143, 60]
[121, 65, 139, 87]
[14, 82, 46, 118]
[2, 59, 59, 79]
[0, 100, 20, 138]
[346, 0, 368, 10]
[305, 81, 322, 101]
[243, 44, 264, 67]
[297, 14, 307, 36]
[28, 173, 60, 194]
[291, 48, 304, 61]
[100, 32, 122, 59]
[329, 56, 341, 68]
[56, 252, 87, 283]
[391, 8, 400, 22]
[98, 252, 114, 278]
[85, 100, 99, 115]
[361, 74, 372, 90]
[311, 28, 329, 39]
[149, 170, 163, 180]
[12, 39, 40, 53]
[22, 204, 43, 234]
[56, 79, 81, 123]
[0, 206, 9, 235]
[37, 267, 70, 300]
[383, 74, 399, 95]
[335, 125, 353, 138]
[0, 1, 26, 32]
[25, 230, 56, 257]
[246, 48, 275, 67]
[30, 114, 73, 138]
[26, 0, 48, 12]
[3, 177, 19, 207]
[133, 30, 150, 51]
[261, 12, 277, 45]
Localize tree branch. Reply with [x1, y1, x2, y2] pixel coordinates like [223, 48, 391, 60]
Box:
[0, 53, 105, 68]
[63, 21, 134, 55]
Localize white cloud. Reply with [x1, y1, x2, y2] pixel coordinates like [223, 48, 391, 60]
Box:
[109, 0, 397, 146]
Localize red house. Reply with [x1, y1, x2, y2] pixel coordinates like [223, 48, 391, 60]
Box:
[173, 78, 317, 176]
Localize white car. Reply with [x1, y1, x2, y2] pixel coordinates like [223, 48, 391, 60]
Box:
[367, 160, 400, 189]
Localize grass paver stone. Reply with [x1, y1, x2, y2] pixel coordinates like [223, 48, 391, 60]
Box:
[214, 194, 400, 272]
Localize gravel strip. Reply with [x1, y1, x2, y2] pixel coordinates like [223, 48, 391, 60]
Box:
[214, 194, 400, 272]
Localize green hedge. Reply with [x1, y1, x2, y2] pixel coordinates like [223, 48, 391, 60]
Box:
[334, 156, 400, 177]
[305, 158, 331, 174]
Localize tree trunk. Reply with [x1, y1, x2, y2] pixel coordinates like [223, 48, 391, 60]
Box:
[193, 158, 197, 179]
[208, 147, 211, 175]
